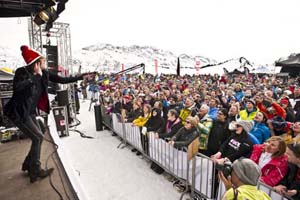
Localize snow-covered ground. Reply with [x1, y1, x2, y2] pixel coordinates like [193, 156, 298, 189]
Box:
[54, 101, 181, 200]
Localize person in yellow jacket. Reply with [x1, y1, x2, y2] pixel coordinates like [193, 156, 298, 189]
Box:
[133, 104, 152, 127]
[179, 97, 198, 124]
[219, 158, 271, 200]
[239, 99, 259, 121]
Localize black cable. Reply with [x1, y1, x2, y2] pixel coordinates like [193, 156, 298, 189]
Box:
[69, 129, 94, 139]
[68, 115, 94, 139]
[51, 152, 71, 200]
[44, 137, 65, 200]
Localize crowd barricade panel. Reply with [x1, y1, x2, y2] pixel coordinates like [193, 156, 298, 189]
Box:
[104, 112, 290, 200]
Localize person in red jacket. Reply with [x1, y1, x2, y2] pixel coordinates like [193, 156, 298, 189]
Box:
[256, 95, 286, 120]
[250, 136, 288, 187]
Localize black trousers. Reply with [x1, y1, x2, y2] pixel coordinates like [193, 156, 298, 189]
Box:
[15, 115, 44, 173]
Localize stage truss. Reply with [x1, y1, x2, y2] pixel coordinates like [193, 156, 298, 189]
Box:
[28, 17, 73, 75]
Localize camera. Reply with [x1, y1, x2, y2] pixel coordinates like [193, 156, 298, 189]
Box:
[215, 160, 233, 178]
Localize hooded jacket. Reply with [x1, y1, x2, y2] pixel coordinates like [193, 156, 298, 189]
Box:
[219, 130, 253, 162]
[248, 121, 271, 144]
[144, 108, 165, 132]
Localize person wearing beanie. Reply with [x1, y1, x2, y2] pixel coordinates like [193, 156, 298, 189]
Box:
[219, 158, 271, 200]
[250, 136, 288, 187]
[239, 99, 259, 121]
[268, 116, 293, 139]
[211, 120, 253, 163]
[4, 45, 94, 183]
[279, 98, 296, 123]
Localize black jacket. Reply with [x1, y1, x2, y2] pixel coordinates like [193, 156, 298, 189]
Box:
[205, 120, 230, 157]
[4, 67, 83, 123]
[278, 163, 300, 199]
[144, 108, 164, 132]
[171, 127, 198, 149]
[219, 130, 253, 162]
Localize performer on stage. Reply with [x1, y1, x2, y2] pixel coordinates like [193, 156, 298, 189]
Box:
[4, 45, 94, 183]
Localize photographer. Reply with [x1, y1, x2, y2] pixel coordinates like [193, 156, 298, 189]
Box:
[218, 158, 271, 200]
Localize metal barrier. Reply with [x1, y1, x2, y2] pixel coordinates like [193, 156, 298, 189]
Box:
[257, 182, 291, 200]
[112, 113, 127, 148]
[190, 153, 216, 199]
[148, 132, 191, 180]
[124, 123, 143, 152]
[105, 112, 291, 200]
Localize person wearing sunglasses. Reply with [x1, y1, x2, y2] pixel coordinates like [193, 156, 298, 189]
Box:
[168, 116, 198, 149]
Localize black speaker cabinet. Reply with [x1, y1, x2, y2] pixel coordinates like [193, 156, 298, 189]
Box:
[57, 89, 69, 106]
[52, 106, 69, 137]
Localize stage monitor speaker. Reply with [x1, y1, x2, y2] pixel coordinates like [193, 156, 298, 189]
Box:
[43, 45, 58, 94]
[57, 89, 69, 106]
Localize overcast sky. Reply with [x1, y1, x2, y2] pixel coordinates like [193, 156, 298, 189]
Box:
[0, 0, 300, 64]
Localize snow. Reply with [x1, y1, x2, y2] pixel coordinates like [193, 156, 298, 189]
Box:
[51, 101, 181, 200]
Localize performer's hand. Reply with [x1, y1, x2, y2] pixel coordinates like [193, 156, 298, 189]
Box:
[83, 72, 95, 81]
[34, 64, 42, 76]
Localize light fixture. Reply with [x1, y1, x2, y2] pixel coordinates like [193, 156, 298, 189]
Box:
[34, 9, 50, 25]
[33, 6, 57, 28]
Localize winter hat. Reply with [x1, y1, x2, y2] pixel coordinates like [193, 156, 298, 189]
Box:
[20, 45, 43, 66]
[236, 120, 254, 133]
[271, 116, 286, 130]
[232, 158, 260, 186]
[246, 98, 256, 106]
[280, 98, 289, 105]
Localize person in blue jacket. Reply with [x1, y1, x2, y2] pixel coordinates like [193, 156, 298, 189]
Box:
[248, 111, 271, 144]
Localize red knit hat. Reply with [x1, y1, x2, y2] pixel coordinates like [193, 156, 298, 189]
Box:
[20, 45, 43, 65]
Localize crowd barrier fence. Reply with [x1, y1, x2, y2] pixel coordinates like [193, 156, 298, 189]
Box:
[101, 107, 291, 200]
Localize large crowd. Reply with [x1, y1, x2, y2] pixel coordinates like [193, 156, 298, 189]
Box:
[82, 72, 300, 199]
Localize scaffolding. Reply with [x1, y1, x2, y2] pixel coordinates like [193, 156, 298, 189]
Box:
[28, 17, 73, 75]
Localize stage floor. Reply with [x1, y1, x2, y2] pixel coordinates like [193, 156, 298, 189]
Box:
[0, 132, 77, 200]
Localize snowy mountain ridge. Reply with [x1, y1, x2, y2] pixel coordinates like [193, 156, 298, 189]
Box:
[73, 43, 218, 74]
[0, 43, 277, 75]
